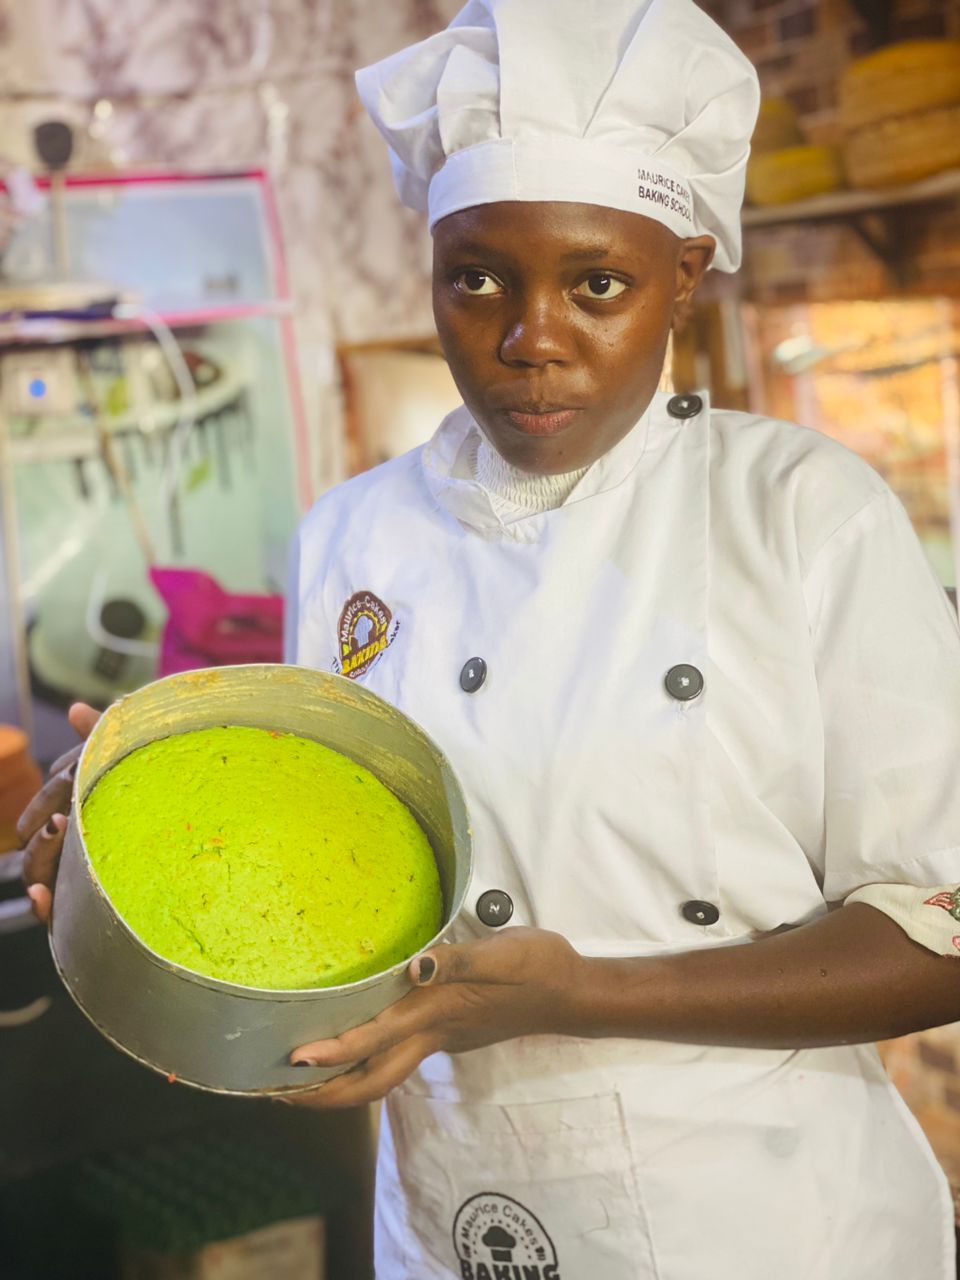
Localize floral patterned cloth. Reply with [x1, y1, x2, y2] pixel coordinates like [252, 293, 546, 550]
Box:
[846, 883, 960, 957]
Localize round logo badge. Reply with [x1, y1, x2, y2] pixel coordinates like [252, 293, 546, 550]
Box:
[453, 1193, 560, 1279]
[333, 590, 399, 680]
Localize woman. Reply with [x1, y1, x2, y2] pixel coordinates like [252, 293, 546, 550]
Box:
[21, 1, 960, 1276]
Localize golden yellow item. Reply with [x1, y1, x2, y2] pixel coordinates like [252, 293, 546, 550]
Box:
[839, 40, 960, 132]
[752, 99, 803, 155]
[843, 103, 960, 188]
[746, 145, 845, 206]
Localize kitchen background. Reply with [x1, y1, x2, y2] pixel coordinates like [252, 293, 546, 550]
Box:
[0, 0, 959, 1276]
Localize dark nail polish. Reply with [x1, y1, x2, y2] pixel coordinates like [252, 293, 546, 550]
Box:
[418, 956, 436, 983]
[66, 761, 78, 780]
[291, 1060, 314, 1068]
[44, 818, 59, 837]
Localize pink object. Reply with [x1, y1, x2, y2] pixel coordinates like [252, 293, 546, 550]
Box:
[149, 567, 284, 676]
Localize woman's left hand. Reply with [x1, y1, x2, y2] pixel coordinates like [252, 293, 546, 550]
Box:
[286, 927, 585, 1108]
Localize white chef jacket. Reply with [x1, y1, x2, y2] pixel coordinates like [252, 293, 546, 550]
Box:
[290, 392, 960, 1279]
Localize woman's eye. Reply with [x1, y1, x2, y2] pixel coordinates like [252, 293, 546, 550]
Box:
[575, 274, 627, 300]
[454, 269, 503, 296]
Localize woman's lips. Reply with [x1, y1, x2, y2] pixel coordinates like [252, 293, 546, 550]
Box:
[504, 408, 581, 436]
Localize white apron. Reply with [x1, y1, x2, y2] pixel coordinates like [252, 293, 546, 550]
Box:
[293, 393, 959, 1279]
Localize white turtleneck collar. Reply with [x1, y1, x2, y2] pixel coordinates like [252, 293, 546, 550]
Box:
[469, 431, 588, 518]
[423, 400, 663, 538]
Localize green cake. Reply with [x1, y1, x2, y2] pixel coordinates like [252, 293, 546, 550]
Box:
[80, 725, 443, 989]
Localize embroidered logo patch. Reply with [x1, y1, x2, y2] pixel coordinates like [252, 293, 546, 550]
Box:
[453, 1193, 560, 1279]
[924, 888, 960, 922]
[333, 591, 399, 680]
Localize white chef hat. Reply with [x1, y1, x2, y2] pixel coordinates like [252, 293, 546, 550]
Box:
[355, 0, 760, 273]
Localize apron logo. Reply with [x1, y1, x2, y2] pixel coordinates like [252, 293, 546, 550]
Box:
[453, 1193, 560, 1280]
[333, 590, 399, 680]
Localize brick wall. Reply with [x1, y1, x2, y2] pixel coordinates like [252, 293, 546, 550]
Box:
[700, 0, 960, 301]
[702, 0, 960, 1214]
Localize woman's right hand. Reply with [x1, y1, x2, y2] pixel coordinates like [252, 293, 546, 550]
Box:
[16, 702, 101, 924]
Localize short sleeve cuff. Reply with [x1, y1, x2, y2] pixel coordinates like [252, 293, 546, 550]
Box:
[846, 882, 960, 958]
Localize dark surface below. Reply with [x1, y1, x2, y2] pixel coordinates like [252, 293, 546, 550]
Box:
[0, 913, 375, 1278]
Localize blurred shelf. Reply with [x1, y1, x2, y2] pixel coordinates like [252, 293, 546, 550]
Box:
[742, 167, 960, 229]
[0, 300, 293, 347]
[7, 374, 248, 464]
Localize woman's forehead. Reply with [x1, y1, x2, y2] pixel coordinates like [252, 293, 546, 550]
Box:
[432, 201, 676, 260]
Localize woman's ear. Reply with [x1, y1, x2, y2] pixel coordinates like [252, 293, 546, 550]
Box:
[673, 235, 716, 331]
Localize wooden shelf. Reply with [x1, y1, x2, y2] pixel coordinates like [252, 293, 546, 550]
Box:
[741, 167, 960, 229]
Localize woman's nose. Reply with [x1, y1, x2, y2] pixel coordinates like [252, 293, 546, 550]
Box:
[498, 296, 573, 367]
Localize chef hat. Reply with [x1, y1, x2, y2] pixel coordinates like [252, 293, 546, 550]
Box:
[355, 0, 760, 272]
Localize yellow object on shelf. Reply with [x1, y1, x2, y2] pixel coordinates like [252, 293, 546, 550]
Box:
[752, 98, 803, 154]
[839, 40, 960, 132]
[746, 145, 845, 206]
[843, 103, 960, 189]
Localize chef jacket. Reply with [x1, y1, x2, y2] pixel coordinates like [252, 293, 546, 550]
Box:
[290, 391, 960, 1279]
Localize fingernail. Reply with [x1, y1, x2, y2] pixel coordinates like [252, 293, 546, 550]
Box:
[416, 955, 436, 984]
[44, 818, 59, 837]
[26, 885, 49, 922]
[67, 762, 78, 780]
[291, 1058, 317, 1068]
